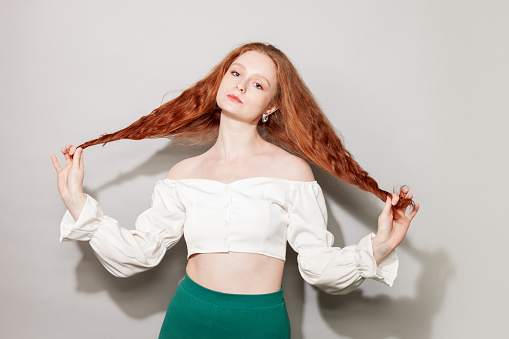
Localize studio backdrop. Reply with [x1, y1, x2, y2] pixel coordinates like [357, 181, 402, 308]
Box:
[1, 1, 508, 338]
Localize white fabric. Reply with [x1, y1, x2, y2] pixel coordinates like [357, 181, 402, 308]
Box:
[60, 177, 398, 294]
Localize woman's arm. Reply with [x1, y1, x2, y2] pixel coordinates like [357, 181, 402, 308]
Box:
[52, 145, 186, 277]
[288, 182, 400, 295]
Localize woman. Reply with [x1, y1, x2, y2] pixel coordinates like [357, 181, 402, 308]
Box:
[52, 42, 419, 338]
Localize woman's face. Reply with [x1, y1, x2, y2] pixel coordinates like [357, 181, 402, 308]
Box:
[216, 51, 278, 124]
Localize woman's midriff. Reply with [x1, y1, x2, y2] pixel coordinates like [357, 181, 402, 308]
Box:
[186, 252, 285, 294]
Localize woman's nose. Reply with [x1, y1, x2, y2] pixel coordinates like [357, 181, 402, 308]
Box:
[235, 81, 245, 92]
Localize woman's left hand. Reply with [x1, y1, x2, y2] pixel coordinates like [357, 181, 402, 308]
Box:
[371, 187, 420, 264]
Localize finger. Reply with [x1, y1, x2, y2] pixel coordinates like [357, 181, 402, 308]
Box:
[65, 145, 76, 156]
[51, 154, 62, 172]
[382, 195, 392, 215]
[392, 192, 399, 206]
[78, 147, 84, 169]
[62, 148, 71, 165]
[72, 147, 81, 170]
[408, 203, 420, 220]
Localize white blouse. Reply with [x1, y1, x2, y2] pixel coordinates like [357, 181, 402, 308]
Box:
[60, 177, 398, 295]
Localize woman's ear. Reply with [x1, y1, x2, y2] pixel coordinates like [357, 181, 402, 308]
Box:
[266, 105, 279, 115]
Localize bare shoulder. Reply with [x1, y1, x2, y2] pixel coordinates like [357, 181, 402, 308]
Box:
[271, 146, 315, 182]
[165, 156, 201, 180]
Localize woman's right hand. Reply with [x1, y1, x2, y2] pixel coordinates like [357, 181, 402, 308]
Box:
[51, 145, 87, 220]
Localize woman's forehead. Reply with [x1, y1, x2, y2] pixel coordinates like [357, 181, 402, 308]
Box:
[231, 51, 277, 80]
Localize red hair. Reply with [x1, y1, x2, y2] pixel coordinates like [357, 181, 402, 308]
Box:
[78, 42, 414, 216]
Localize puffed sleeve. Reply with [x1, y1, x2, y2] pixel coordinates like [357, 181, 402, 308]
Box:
[287, 181, 399, 295]
[59, 180, 186, 278]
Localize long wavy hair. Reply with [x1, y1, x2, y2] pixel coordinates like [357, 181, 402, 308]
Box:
[79, 42, 414, 215]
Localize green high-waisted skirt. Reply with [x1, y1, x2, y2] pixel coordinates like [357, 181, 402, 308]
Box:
[158, 273, 291, 338]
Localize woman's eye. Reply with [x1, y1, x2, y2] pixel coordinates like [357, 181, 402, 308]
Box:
[254, 83, 263, 90]
[232, 71, 240, 76]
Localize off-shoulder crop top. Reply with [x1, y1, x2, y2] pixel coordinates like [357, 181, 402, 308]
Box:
[60, 177, 399, 295]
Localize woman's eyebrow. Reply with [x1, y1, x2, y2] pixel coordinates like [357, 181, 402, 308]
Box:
[231, 62, 271, 87]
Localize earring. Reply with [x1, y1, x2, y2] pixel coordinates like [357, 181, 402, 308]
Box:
[262, 112, 269, 123]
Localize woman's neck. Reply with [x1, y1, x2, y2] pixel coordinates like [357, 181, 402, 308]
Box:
[211, 115, 268, 162]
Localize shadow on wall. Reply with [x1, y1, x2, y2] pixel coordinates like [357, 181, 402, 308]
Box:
[72, 141, 453, 339]
[74, 142, 212, 318]
[311, 169, 453, 339]
[317, 245, 452, 339]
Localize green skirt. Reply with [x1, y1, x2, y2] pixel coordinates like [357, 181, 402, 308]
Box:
[159, 273, 291, 338]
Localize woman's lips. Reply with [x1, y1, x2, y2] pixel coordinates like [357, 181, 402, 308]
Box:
[227, 94, 243, 103]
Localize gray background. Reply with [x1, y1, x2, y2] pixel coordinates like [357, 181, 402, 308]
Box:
[1, 1, 508, 338]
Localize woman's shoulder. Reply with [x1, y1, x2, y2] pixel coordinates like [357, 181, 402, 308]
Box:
[269, 145, 315, 182]
[165, 156, 202, 180]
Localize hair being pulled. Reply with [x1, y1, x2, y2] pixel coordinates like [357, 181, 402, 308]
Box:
[78, 42, 415, 217]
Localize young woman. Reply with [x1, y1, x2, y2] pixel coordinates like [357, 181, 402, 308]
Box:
[52, 42, 419, 338]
